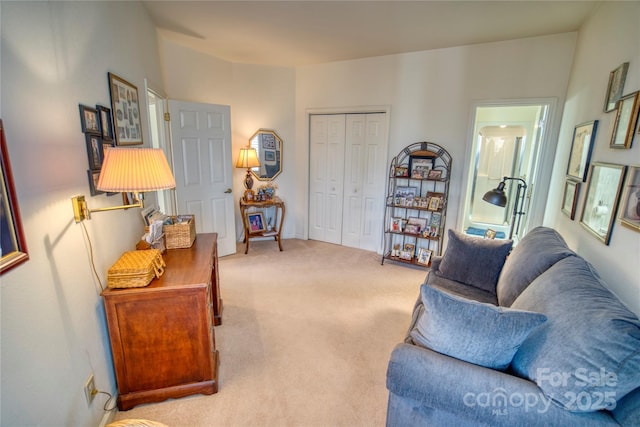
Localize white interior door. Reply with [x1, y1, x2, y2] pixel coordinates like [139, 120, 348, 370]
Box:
[342, 113, 388, 252]
[168, 100, 236, 256]
[309, 114, 346, 244]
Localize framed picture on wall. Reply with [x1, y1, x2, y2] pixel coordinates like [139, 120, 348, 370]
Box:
[0, 120, 29, 274]
[96, 105, 114, 141]
[561, 179, 580, 220]
[579, 162, 627, 245]
[603, 62, 629, 113]
[108, 72, 143, 146]
[618, 165, 640, 232]
[610, 91, 639, 149]
[566, 120, 598, 182]
[85, 134, 104, 170]
[79, 104, 101, 135]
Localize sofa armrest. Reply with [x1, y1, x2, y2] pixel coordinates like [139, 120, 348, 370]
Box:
[386, 343, 618, 426]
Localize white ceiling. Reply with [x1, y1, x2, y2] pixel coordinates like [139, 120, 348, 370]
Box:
[142, 0, 601, 67]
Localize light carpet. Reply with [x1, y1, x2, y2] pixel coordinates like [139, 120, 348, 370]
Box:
[111, 239, 427, 427]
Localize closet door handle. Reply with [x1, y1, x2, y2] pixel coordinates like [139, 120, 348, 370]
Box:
[224, 188, 232, 194]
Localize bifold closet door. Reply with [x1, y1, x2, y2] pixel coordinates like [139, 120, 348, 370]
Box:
[309, 113, 388, 252]
[309, 114, 346, 244]
[341, 113, 388, 252]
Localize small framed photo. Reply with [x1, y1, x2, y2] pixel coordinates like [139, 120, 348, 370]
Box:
[247, 212, 266, 233]
[409, 156, 432, 179]
[390, 217, 403, 232]
[394, 166, 408, 177]
[96, 105, 114, 141]
[416, 248, 432, 266]
[108, 72, 143, 146]
[427, 169, 443, 180]
[400, 243, 415, 260]
[85, 134, 104, 170]
[580, 162, 627, 245]
[427, 192, 444, 211]
[561, 180, 580, 220]
[618, 165, 640, 232]
[604, 62, 629, 113]
[404, 223, 420, 235]
[610, 91, 639, 149]
[79, 104, 101, 135]
[567, 120, 598, 182]
[87, 170, 104, 196]
[484, 229, 497, 239]
[407, 216, 427, 231]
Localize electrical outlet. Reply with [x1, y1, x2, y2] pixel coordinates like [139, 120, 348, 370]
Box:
[84, 374, 97, 405]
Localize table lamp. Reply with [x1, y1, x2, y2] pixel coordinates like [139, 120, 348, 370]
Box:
[236, 147, 260, 190]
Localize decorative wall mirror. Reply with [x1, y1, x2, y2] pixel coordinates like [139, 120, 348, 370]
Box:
[249, 129, 282, 180]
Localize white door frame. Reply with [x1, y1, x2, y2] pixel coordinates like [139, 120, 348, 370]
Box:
[457, 97, 560, 235]
[304, 105, 391, 246]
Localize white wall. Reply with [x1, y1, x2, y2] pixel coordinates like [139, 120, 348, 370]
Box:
[0, 2, 164, 426]
[548, 1, 640, 315]
[294, 33, 577, 239]
[159, 38, 297, 240]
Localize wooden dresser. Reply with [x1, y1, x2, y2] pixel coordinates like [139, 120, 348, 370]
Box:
[102, 233, 221, 410]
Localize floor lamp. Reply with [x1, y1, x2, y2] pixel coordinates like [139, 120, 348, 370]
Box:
[482, 176, 528, 240]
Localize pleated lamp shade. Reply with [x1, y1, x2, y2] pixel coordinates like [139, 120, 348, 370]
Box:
[97, 148, 176, 192]
[236, 148, 261, 169]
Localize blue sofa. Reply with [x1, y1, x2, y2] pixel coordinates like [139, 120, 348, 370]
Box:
[386, 227, 640, 426]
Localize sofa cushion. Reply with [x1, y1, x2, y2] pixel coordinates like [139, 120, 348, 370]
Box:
[410, 285, 546, 370]
[426, 272, 498, 305]
[511, 256, 640, 412]
[496, 226, 575, 307]
[435, 229, 513, 294]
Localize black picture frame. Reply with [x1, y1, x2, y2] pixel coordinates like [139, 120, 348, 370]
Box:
[108, 72, 143, 146]
[79, 104, 101, 135]
[604, 62, 629, 113]
[87, 169, 104, 196]
[0, 120, 29, 274]
[85, 134, 104, 170]
[96, 105, 114, 141]
[409, 155, 434, 179]
[566, 120, 598, 182]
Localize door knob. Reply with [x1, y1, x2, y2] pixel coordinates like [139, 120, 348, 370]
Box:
[224, 188, 232, 194]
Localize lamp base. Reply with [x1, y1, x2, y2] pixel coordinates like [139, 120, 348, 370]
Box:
[244, 170, 254, 190]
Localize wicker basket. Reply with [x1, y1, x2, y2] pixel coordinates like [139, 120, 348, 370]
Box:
[163, 215, 196, 249]
[107, 249, 166, 289]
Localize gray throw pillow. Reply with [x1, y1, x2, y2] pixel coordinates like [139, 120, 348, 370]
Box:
[411, 285, 547, 370]
[436, 229, 513, 294]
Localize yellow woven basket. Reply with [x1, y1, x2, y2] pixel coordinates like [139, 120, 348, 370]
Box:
[107, 249, 166, 289]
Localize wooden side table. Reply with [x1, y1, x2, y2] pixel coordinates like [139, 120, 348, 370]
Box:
[239, 196, 285, 254]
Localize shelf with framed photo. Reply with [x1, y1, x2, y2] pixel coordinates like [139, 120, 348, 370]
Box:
[382, 141, 451, 268]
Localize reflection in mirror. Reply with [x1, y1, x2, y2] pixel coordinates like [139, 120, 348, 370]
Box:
[249, 129, 282, 180]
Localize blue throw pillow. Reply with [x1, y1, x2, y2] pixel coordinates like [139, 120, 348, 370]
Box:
[411, 285, 547, 370]
[436, 229, 513, 294]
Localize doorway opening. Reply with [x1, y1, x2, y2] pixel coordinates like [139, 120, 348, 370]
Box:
[461, 100, 555, 241]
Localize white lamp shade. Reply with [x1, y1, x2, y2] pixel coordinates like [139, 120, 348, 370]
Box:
[236, 147, 260, 169]
[96, 148, 176, 192]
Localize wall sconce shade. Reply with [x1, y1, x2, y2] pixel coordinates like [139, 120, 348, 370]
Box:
[236, 147, 260, 190]
[72, 148, 176, 222]
[97, 148, 176, 192]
